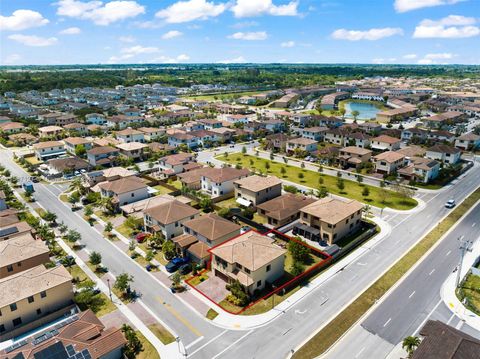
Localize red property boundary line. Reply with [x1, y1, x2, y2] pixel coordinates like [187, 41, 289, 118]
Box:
[185, 229, 333, 315]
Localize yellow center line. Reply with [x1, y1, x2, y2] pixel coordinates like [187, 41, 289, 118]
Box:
[156, 296, 202, 337]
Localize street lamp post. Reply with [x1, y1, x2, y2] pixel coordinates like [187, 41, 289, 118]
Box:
[107, 278, 112, 301]
[455, 237, 474, 288]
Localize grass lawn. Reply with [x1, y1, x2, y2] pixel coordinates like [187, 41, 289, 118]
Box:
[206, 309, 219, 320]
[253, 213, 267, 224]
[188, 272, 209, 286]
[215, 196, 238, 209]
[94, 210, 121, 223]
[34, 207, 46, 217]
[135, 331, 160, 359]
[413, 183, 443, 190]
[148, 323, 176, 345]
[218, 153, 417, 210]
[153, 184, 174, 195]
[457, 273, 480, 316]
[25, 156, 42, 165]
[59, 194, 68, 202]
[86, 262, 106, 278]
[167, 179, 183, 190]
[115, 223, 135, 239]
[293, 187, 480, 359]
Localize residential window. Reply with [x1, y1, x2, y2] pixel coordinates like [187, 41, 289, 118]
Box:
[17, 262, 21, 267]
[0, 324, 5, 333]
[28, 296, 34, 303]
[10, 303, 17, 312]
[257, 280, 262, 288]
[266, 265, 271, 272]
[40, 291, 47, 298]
[12, 317, 22, 327]
[7, 265, 13, 272]
[131, 193, 134, 197]
[245, 268, 251, 274]
[36, 308, 42, 315]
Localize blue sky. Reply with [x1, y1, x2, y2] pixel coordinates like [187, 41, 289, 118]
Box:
[1, 0, 479, 65]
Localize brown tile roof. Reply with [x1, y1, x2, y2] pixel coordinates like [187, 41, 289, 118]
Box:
[288, 137, 318, 145]
[397, 145, 426, 157]
[427, 144, 461, 154]
[187, 241, 210, 260]
[211, 231, 286, 271]
[372, 135, 401, 144]
[87, 145, 119, 156]
[145, 200, 199, 225]
[0, 235, 49, 268]
[33, 140, 64, 150]
[64, 137, 91, 146]
[98, 176, 146, 194]
[93, 137, 120, 147]
[340, 146, 372, 156]
[234, 175, 282, 193]
[301, 198, 363, 225]
[256, 194, 316, 221]
[183, 213, 241, 242]
[373, 151, 405, 163]
[172, 234, 198, 248]
[0, 264, 72, 307]
[177, 167, 213, 184]
[0, 220, 33, 239]
[116, 128, 143, 136]
[160, 153, 193, 166]
[201, 167, 250, 183]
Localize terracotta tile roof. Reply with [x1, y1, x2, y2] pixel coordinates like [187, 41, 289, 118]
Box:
[0, 234, 47, 268]
[187, 241, 210, 260]
[98, 176, 146, 194]
[373, 151, 405, 163]
[287, 137, 318, 145]
[340, 146, 372, 156]
[427, 144, 461, 154]
[63, 137, 91, 146]
[116, 128, 143, 136]
[256, 194, 316, 221]
[300, 198, 363, 225]
[145, 200, 199, 225]
[234, 175, 281, 193]
[33, 141, 64, 149]
[183, 213, 241, 242]
[372, 135, 401, 144]
[87, 145, 119, 156]
[201, 167, 250, 183]
[177, 167, 213, 184]
[172, 234, 198, 248]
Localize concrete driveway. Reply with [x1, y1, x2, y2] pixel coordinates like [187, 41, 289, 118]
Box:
[195, 274, 229, 303]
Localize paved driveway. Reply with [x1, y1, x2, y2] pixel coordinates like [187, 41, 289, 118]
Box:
[195, 273, 229, 303]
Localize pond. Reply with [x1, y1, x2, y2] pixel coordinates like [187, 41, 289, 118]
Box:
[344, 101, 382, 120]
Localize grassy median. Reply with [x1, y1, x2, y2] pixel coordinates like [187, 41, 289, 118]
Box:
[293, 187, 480, 359]
[217, 154, 417, 210]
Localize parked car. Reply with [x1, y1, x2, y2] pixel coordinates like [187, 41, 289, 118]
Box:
[145, 264, 157, 272]
[445, 199, 456, 208]
[178, 263, 192, 275]
[166, 257, 190, 273]
[136, 232, 150, 243]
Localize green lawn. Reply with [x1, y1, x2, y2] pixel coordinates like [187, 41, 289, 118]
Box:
[206, 309, 219, 320]
[148, 323, 176, 345]
[457, 273, 480, 316]
[115, 223, 135, 239]
[153, 184, 174, 195]
[94, 210, 121, 223]
[188, 272, 209, 286]
[136, 331, 160, 359]
[218, 154, 417, 210]
[215, 197, 238, 209]
[293, 187, 480, 359]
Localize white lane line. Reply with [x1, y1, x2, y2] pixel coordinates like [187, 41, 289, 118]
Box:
[354, 347, 366, 358]
[211, 330, 254, 359]
[429, 269, 436, 276]
[186, 336, 205, 350]
[383, 318, 392, 327]
[472, 223, 476, 227]
[413, 298, 443, 335]
[446, 312, 456, 325]
[455, 320, 464, 330]
[187, 330, 228, 357]
[409, 291, 416, 299]
[446, 250, 451, 256]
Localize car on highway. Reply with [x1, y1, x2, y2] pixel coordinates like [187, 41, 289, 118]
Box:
[445, 199, 456, 208]
[166, 257, 190, 273]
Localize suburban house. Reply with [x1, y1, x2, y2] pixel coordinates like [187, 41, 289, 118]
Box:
[370, 135, 402, 151]
[344, 132, 371, 148]
[256, 194, 316, 227]
[290, 113, 311, 127]
[210, 231, 286, 295]
[98, 176, 149, 208]
[0, 121, 25, 134]
[224, 114, 250, 125]
[116, 128, 145, 143]
[286, 137, 318, 155]
[426, 145, 462, 165]
[338, 146, 372, 169]
[398, 157, 440, 184]
[85, 112, 107, 125]
[106, 115, 144, 129]
[177, 167, 212, 190]
[0, 222, 34, 241]
[424, 111, 465, 129]
[183, 121, 205, 132]
[63, 137, 93, 154]
[209, 127, 236, 142]
[168, 132, 198, 148]
[263, 119, 285, 133]
[46, 157, 90, 177]
[358, 122, 382, 135]
[266, 133, 292, 151]
[324, 128, 348, 146]
[158, 153, 196, 175]
[54, 114, 77, 126]
[139, 127, 165, 141]
[233, 175, 282, 207]
[63, 123, 88, 135]
[38, 126, 63, 138]
[0, 309, 126, 359]
[302, 127, 328, 142]
[201, 167, 250, 198]
[182, 213, 241, 247]
[295, 198, 363, 245]
[199, 118, 223, 130]
[0, 235, 49, 279]
[116, 142, 148, 161]
[82, 167, 135, 188]
[455, 133, 480, 150]
[144, 200, 199, 240]
[189, 129, 219, 147]
[33, 141, 66, 161]
[401, 128, 429, 143]
[86, 146, 120, 167]
[373, 151, 406, 175]
[0, 264, 74, 340]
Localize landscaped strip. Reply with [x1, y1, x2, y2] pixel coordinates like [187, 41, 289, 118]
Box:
[217, 153, 417, 210]
[293, 187, 480, 359]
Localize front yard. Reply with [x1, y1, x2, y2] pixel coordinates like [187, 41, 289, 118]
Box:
[218, 153, 417, 210]
[457, 273, 480, 316]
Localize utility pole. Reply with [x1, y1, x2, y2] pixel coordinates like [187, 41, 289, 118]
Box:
[455, 237, 474, 288]
[107, 278, 112, 301]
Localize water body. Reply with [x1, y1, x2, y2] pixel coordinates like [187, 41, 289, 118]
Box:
[344, 101, 382, 120]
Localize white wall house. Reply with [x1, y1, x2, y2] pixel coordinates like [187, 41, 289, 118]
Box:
[33, 141, 66, 161]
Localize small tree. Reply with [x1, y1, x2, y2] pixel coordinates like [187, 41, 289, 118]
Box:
[241, 146, 247, 154]
[402, 336, 420, 358]
[122, 324, 143, 359]
[318, 165, 323, 173]
[89, 251, 102, 268]
[162, 240, 176, 260]
[65, 229, 81, 243]
[288, 239, 311, 263]
[337, 178, 345, 192]
[318, 176, 324, 185]
[270, 152, 274, 160]
[84, 205, 93, 217]
[280, 166, 286, 177]
[265, 162, 270, 171]
[362, 186, 370, 197]
[145, 250, 154, 262]
[301, 162, 305, 169]
[171, 272, 182, 289]
[291, 261, 304, 276]
[352, 110, 360, 122]
[68, 191, 80, 208]
[42, 211, 57, 223]
[75, 144, 86, 157]
[105, 221, 113, 233]
[129, 240, 136, 252]
[298, 172, 304, 180]
[114, 273, 133, 295]
[317, 186, 328, 198]
[357, 175, 363, 185]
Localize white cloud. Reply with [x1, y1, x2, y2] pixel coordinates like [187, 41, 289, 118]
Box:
[177, 54, 190, 61]
[417, 52, 456, 64]
[119, 35, 135, 42]
[150, 54, 191, 63]
[155, 0, 226, 23]
[121, 45, 160, 55]
[403, 54, 417, 59]
[413, 15, 480, 38]
[8, 34, 58, 47]
[231, 0, 298, 18]
[162, 30, 183, 39]
[0, 9, 49, 31]
[217, 56, 247, 63]
[331, 27, 403, 41]
[56, 0, 145, 26]
[228, 31, 268, 40]
[1, 54, 22, 65]
[394, 0, 465, 13]
[281, 40, 295, 47]
[59, 27, 81, 35]
[231, 21, 259, 29]
[372, 58, 397, 64]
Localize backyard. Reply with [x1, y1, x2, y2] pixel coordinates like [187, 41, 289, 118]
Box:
[217, 153, 417, 210]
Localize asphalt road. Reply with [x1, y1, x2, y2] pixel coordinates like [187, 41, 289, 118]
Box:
[326, 201, 480, 359]
[2, 147, 479, 359]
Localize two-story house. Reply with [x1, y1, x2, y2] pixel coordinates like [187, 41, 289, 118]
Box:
[201, 167, 250, 198]
[182, 213, 241, 247]
[373, 151, 405, 174]
[233, 175, 282, 207]
[426, 144, 462, 165]
[338, 146, 372, 169]
[63, 137, 92, 155]
[33, 141, 66, 161]
[286, 137, 317, 155]
[98, 176, 149, 209]
[86, 146, 120, 167]
[370, 135, 402, 151]
[455, 133, 480, 151]
[116, 128, 145, 143]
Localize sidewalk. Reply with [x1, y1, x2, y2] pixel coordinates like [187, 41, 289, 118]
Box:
[441, 233, 480, 331]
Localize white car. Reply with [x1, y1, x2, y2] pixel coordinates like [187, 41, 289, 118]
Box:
[445, 199, 456, 208]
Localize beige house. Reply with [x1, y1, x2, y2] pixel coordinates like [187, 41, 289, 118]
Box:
[63, 137, 93, 154]
[338, 146, 372, 169]
[370, 135, 402, 151]
[256, 194, 316, 227]
[373, 151, 405, 174]
[38, 125, 63, 138]
[183, 213, 241, 247]
[33, 141, 66, 161]
[211, 231, 286, 295]
[0, 264, 74, 340]
[286, 137, 318, 155]
[297, 198, 363, 245]
[0, 221, 34, 241]
[98, 176, 149, 208]
[116, 142, 148, 160]
[233, 175, 282, 207]
[0, 234, 50, 278]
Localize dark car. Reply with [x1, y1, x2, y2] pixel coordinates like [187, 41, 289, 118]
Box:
[178, 263, 192, 275]
[165, 257, 189, 273]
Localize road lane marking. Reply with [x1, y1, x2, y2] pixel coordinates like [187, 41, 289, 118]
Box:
[186, 336, 205, 350]
[211, 330, 254, 359]
[409, 291, 415, 299]
[187, 330, 228, 357]
[472, 223, 476, 227]
[429, 269, 436, 276]
[355, 347, 365, 358]
[446, 312, 456, 325]
[455, 320, 464, 330]
[446, 250, 451, 256]
[383, 318, 391, 327]
[155, 296, 202, 337]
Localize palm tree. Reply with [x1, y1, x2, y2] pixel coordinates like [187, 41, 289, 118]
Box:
[402, 336, 420, 358]
[99, 197, 115, 215]
[69, 177, 85, 195]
